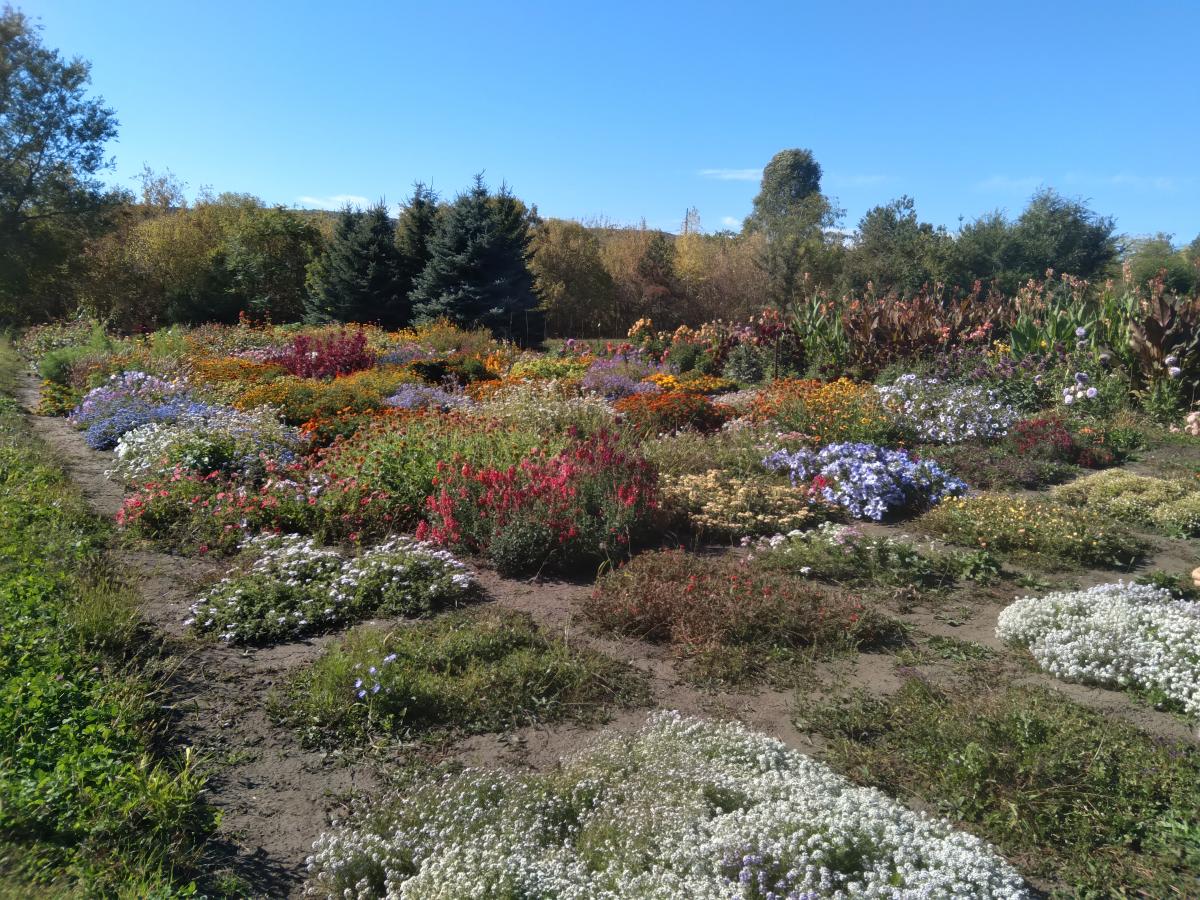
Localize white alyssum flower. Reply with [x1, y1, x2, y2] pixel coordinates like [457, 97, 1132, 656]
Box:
[306, 711, 1029, 898]
[188, 533, 477, 645]
[997, 581, 1200, 717]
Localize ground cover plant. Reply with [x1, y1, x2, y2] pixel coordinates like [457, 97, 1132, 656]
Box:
[585, 549, 897, 681]
[0, 342, 214, 895]
[750, 522, 1000, 587]
[278, 609, 644, 743]
[918, 492, 1147, 568]
[306, 710, 1028, 898]
[187, 533, 478, 645]
[801, 679, 1200, 896]
[997, 581, 1200, 717]
[1050, 468, 1200, 537]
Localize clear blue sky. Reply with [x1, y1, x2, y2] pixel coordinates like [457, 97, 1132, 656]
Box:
[20, 0, 1200, 241]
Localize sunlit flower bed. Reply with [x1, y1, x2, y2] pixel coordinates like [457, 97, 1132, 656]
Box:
[187, 533, 477, 644]
[306, 711, 1028, 898]
[997, 582, 1200, 717]
[763, 442, 966, 521]
[876, 374, 1020, 444]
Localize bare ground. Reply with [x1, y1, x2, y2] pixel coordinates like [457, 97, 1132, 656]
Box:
[15, 369, 1198, 897]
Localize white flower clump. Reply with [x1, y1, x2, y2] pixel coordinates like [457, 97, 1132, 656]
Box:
[876, 375, 1019, 444]
[109, 405, 302, 483]
[471, 378, 616, 434]
[306, 711, 1029, 899]
[187, 533, 477, 645]
[997, 581, 1200, 717]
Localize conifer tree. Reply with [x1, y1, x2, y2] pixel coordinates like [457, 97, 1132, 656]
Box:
[410, 175, 541, 342]
[304, 202, 407, 325]
[395, 182, 439, 301]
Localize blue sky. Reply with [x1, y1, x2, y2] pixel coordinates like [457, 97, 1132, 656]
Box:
[22, 0, 1200, 240]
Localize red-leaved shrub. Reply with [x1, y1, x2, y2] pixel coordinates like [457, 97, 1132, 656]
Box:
[278, 330, 375, 380]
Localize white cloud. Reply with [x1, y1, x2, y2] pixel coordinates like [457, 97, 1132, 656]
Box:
[698, 168, 761, 181]
[295, 194, 371, 210]
[721, 215, 741, 228]
[974, 175, 1043, 193]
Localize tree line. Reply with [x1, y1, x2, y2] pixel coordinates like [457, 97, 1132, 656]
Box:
[3, 6, 1199, 338]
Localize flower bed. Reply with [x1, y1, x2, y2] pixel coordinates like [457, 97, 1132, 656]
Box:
[751, 377, 892, 445]
[997, 582, 1200, 717]
[919, 493, 1146, 568]
[69, 371, 210, 450]
[763, 442, 965, 521]
[1050, 469, 1200, 538]
[659, 469, 816, 538]
[187, 533, 477, 644]
[306, 711, 1028, 898]
[109, 406, 302, 482]
[876, 374, 1019, 444]
[417, 430, 659, 575]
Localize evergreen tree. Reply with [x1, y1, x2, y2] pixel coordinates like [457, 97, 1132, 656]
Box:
[410, 175, 541, 342]
[395, 182, 439, 301]
[304, 202, 406, 325]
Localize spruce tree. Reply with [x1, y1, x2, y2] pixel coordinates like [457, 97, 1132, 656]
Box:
[305, 202, 407, 325]
[395, 182, 439, 301]
[410, 175, 541, 343]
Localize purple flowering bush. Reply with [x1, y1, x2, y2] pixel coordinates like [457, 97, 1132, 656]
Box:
[580, 355, 671, 400]
[385, 383, 473, 411]
[764, 442, 967, 520]
[69, 372, 218, 450]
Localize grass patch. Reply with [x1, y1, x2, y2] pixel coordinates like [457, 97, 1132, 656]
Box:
[917, 492, 1147, 569]
[0, 338, 215, 895]
[277, 609, 645, 744]
[584, 549, 900, 684]
[798, 679, 1200, 896]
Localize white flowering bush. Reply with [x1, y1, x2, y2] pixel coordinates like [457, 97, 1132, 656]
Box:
[471, 379, 616, 435]
[188, 533, 477, 644]
[307, 711, 1029, 899]
[997, 581, 1200, 718]
[109, 405, 303, 483]
[876, 375, 1019, 444]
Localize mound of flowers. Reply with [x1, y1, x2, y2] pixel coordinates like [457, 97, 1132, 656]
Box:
[1050, 469, 1200, 538]
[306, 711, 1029, 898]
[614, 390, 733, 437]
[751, 378, 892, 445]
[187, 533, 477, 645]
[109, 405, 303, 483]
[997, 582, 1200, 718]
[763, 442, 966, 521]
[659, 469, 816, 539]
[876, 374, 1020, 444]
[417, 430, 659, 575]
[69, 371, 214, 450]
